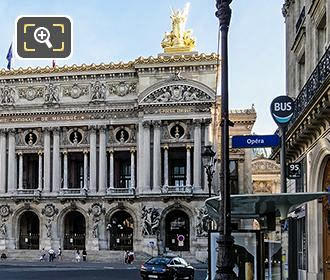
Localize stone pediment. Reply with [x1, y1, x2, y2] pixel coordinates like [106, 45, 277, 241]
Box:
[139, 76, 215, 105]
[251, 158, 280, 174]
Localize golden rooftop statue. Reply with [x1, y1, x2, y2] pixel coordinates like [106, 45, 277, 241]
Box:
[161, 3, 196, 54]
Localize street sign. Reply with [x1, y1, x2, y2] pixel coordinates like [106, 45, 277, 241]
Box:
[232, 134, 280, 149]
[287, 163, 302, 179]
[270, 96, 295, 127]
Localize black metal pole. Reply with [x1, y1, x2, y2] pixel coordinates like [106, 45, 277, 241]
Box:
[280, 126, 287, 193]
[215, 0, 236, 279]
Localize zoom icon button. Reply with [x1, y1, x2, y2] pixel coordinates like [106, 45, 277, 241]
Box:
[16, 16, 72, 59]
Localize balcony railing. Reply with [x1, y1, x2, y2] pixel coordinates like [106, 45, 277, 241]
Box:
[59, 188, 87, 195]
[296, 6, 305, 33]
[290, 45, 330, 127]
[162, 185, 193, 194]
[107, 187, 135, 195]
[16, 189, 40, 195]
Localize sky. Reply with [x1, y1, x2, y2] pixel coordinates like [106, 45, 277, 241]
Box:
[0, 0, 285, 134]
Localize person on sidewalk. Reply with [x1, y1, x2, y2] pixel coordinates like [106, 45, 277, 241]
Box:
[39, 248, 46, 262]
[57, 247, 62, 261]
[75, 250, 81, 262]
[82, 249, 87, 262]
[48, 248, 55, 262]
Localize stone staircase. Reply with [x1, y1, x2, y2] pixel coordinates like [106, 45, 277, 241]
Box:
[2, 249, 152, 263]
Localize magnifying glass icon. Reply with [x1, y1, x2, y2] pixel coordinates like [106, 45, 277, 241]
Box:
[34, 27, 53, 48]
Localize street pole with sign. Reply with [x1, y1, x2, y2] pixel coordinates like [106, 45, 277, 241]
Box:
[270, 96, 294, 193]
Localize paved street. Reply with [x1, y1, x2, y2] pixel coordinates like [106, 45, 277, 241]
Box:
[0, 262, 207, 280]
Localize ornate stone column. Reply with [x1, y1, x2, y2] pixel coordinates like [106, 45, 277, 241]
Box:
[52, 128, 60, 193]
[153, 121, 161, 191]
[108, 149, 114, 189]
[143, 121, 151, 191]
[43, 128, 51, 193]
[7, 129, 17, 193]
[18, 152, 23, 190]
[63, 150, 68, 189]
[0, 130, 7, 193]
[83, 150, 88, 190]
[193, 120, 202, 190]
[186, 145, 191, 186]
[137, 120, 144, 192]
[98, 125, 107, 193]
[130, 148, 135, 189]
[163, 145, 169, 187]
[89, 126, 97, 193]
[38, 151, 43, 191]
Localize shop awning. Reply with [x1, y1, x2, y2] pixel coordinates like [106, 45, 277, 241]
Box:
[205, 192, 328, 220]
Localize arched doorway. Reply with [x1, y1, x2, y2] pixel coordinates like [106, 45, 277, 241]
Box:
[165, 210, 190, 251]
[108, 210, 133, 251]
[63, 211, 86, 250]
[322, 158, 330, 279]
[19, 211, 40, 249]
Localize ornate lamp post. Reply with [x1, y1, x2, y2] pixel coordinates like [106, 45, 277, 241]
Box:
[215, 0, 237, 279]
[202, 145, 216, 198]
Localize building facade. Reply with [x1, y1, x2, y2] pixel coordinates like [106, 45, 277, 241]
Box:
[281, 0, 330, 279]
[0, 6, 256, 262]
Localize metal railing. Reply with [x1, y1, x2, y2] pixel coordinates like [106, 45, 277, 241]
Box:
[290, 45, 330, 127]
[162, 185, 193, 194]
[107, 187, 135, 195]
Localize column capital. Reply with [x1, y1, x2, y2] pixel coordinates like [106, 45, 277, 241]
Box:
[163, 145, 169, 150]
[38, 150, 43, 155]
[8, 128, 16, 136]
[17, 151, 23, 156]
[52, 127, 61, 134]
[83, 149, 89, 154]
[62, 149, 68, 155]
[42, 127, 51, 133]
[0, 129, 6, 135]
[204, 118, 212, 125]
[153, 120, 161, 128]
[98, 125, 107, 132]
[193, 119, 202, 127]
[142, 120, 151, 128]
[108, 148, 114, 154]
[186, 144, 192, 150]
[130, 147, 136, 153]
[89, 125, 97, 133]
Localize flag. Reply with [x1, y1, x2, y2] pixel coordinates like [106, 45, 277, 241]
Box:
[6, 43, 13, 70]
[52, 60, 56, 68]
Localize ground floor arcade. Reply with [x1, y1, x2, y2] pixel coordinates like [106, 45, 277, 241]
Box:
[0, 198, 209, 262]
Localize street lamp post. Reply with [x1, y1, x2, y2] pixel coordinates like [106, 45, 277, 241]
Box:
[202, 145, 216, 198]
[215, 0, 237, 279]
[202, 145, 216, 280]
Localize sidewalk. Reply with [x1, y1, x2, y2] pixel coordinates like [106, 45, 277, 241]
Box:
[0, 259, 207, 269]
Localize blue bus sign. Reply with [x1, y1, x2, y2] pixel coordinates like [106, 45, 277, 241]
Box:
[232, 135, 280, 149]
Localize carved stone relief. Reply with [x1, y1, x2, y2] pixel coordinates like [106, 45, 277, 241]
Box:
[63, 83, 89, 99]
[44, 84, 60, 105]
[142, 85, 211, 104]
[41, 203, 59, 218]
[196, 206, 209, 237]
[0, 86, 15, 106]
[141, 206, 160, 236]
[18, 86, 44, 101]
[108, 82, 137, 97]
[90, 81, 106, 101]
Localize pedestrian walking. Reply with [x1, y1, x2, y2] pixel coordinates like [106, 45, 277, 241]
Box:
[75, 250, 81, 262]
[57, 247, 62, 261]
[39, 248, 46, 262]
[48, 248, 55, 262]
[82, 249, 87, 261]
